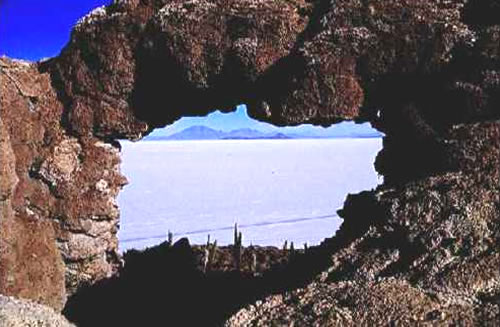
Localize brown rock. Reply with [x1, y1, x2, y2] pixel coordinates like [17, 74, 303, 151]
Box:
[0, 58, 123, 308]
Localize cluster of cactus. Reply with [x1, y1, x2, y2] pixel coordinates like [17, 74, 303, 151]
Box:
[232, 223, 242, 271]
[204, 234, 218, 273]
[283, 240, 308, 253]
[283, 239, 297, 257]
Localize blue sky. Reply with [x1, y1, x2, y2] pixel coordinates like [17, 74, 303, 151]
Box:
[0, 0, 378, 136]
[0, 0, 110, 60]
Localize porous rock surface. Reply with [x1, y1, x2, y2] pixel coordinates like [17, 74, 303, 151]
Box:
[0, 58, 124, 309]
[0, 295, 75, 327]
[0, 0, 499, 324]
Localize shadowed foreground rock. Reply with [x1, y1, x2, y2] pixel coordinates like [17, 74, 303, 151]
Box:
[63, 239, 268, 326]
[1, 0, 500, 325]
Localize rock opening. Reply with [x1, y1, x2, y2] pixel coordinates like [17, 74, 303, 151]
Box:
[117, 106, 383, 251]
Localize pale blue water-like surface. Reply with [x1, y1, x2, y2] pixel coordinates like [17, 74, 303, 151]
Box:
[118, 139, 383, 252]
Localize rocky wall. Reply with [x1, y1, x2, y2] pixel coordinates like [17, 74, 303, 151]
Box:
[0, 58, 124, 309]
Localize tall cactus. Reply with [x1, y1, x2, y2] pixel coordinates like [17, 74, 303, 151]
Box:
[167, 230, 173, 246]
[204, 234, 217, 273]
[251, 250, 257, 275]
[209, 239, 217, 269]
[203, 247, 210, 273]
[233, 223, 242, 271]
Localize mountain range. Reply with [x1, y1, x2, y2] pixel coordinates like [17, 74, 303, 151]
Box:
[144, 125, 382, 141]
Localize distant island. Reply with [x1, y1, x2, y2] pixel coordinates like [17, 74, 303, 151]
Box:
[144, 125, 383, 141]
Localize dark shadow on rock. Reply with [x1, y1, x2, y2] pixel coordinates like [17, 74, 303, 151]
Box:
[63, 238, 259, 326]
[129, 21, 256, 130]
[63, 225, 373, 327]
[38, 59, 74, 134]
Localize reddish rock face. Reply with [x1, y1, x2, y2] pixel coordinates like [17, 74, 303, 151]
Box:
[0, 0, 499, 321]
[0, 58, 125, 309]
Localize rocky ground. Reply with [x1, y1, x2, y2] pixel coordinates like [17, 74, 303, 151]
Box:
[1, 0, 500, 325]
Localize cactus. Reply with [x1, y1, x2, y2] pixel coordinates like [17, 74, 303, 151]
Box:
[204, 235, 218, 273]
[209, 239, 218, 268]
[233, 223, 242, 246]
[251, 250, 257, 275]
[232, 223, 242, 271]
[203, 247, 209, 273]
[167, 230, 173, 246]
[283, 240, 288, 251]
